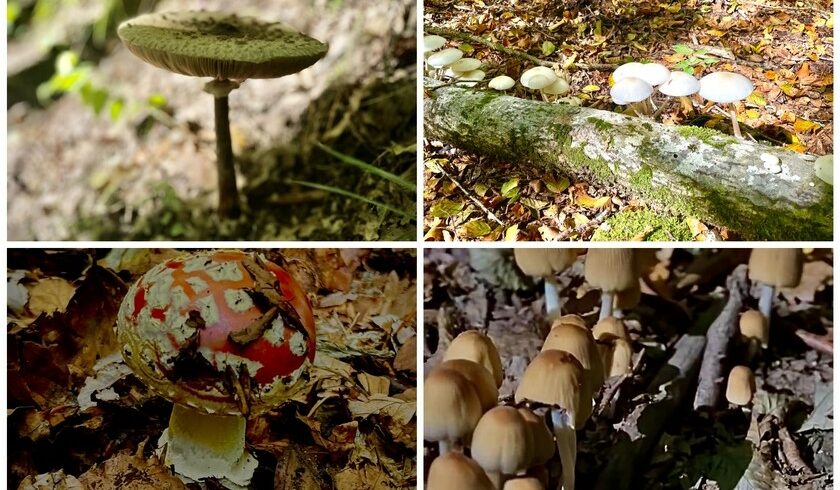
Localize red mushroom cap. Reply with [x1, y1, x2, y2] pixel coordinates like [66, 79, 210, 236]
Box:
[116, 250, 316, 416]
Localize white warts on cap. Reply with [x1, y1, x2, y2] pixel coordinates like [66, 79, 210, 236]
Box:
[224, 289, 254, 313]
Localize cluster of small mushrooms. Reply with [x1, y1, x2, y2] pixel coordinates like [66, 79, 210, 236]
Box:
[425, 249, 642, 490]
[424, 35, 486, 86]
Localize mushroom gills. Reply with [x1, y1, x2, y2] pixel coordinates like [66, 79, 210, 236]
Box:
[163, 404, 258, 488]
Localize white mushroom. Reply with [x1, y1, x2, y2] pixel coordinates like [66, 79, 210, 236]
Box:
[610, 77, 654, 116]
[698, 71, 755, 138]
[638, 63, 670, 87]
[815, 154, 833, 185]
[450, 58, 482, 74]
[521, 66, 558, 91]
[424, 35, 447, 53]
[457, 69, 486, 87]
[540, 77, 570, 102]
[488, 75, 516, 91]
[659, 71, 701, 114]
[613, 62, 645, 82]
[428, 48, 464, 78]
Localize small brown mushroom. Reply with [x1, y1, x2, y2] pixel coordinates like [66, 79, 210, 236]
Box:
[437, 359, 499, 412]
[428, 452, 496, 490]
[424, 369, 482, 454]
[584, 250, 638, 320]
[444, 330, 504, 387]
[514, 249, 581, 317]
[471, 406, 534, 488]
[726, 365, 756, 406]
[748, 249, 803, 328]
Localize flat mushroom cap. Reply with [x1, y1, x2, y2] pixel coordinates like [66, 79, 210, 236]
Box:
[428, 48, 463, 68]
[437, 359, 499, 412]
[471, 406, 534, 475]
[726, 365, 756, 406]
[513, 249, 579, 278]
[612, 62, 645, 82]
[423, 369, 483, 445]
[444, 330, 504, 387]
[518, 408, 555, 466]
[659, 71, 701, 96]
[748, 249, 804, 288]
[610, 77, 653, 105]
[118, 11, 328, 80]
[504, 477, 545, 490]
[585, 249, 638, 292]
[424, 34, 447, 52]
[115, 250, 317, 416]
[427, 453, 495, 490]
[489, 75, 516, 90]
[540, 77, 570, 96]
[457, 69, 486, 87]
[638, 63, 671, 86]
[521, 66, 558, 90]
[515, 350, 589, 428]
[542, 323, 604, 393]
[698, 71, 754, 104]
[451, 58, 482, 73]
[739, 309, 769, 348]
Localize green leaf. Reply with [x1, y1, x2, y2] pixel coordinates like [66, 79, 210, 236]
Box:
[109, 98, 124, 121]
[459, 44, 475, 55]
[545, 175, 570, 193]
[503, 224, 519, 241]
[501, 178, 519, 198]
[79, 84, 108, 114]
[673, 44, 693, 55]
[541, 41, 556, 56]
[56, 51, 79, 75]
[462, 219, 491, 237]
[474, 183, 488, 197]
[147, 94, 168, 108]
[429, 199, 465, 218]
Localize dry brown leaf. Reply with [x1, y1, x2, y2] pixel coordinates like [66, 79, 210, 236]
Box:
[27, 277, 76, 316]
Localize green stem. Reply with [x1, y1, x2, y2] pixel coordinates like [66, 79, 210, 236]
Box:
[315, 142, 416, 191]
[286, 179, 415, 220]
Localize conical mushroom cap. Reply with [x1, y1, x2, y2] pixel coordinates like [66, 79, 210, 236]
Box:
[739, 309, 768, 348]
[748, 249, 803, 288]
[518, 408, 555, 466]
[515, 350, 589, 428]
[428, 452, 495, 490]
[726, 365, 756, 406]
[592, 316, 628, 341]
[514, 249, 580, 278]
[438, 359, 499, 412]
[585, 249, 638, 292]
[423, 369, 483, 445]
[542, 323, 604, 394]
[118, 11, 328, 80]
[471, 406, 534, 475]
[598, 334, 633, 378]
[552, 314, 587, 330]
[444, 330, 504, 387]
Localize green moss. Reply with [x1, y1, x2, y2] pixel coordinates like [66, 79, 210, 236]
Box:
[630, 165, 653, 189]
[587, 116, 614, 132]
[592, 209, 694, 241]
[675, 126, 734, 150]
[641, 122, 653, 131]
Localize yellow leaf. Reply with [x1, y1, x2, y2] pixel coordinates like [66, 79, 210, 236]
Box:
[747, 93, 767, 106]
[577, 194, 611, 208]
[581, 84, 600, 93]
[706, 29, 726, 37]
[744, 109, 760, 119]
[572, 213, 589, 227]
[793, 119, 821, 133]
[785, 143, 807, 153]
[779, 82, 797, 97]
[503, 225, 519, 241]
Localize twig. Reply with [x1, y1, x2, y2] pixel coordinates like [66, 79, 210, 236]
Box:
[778, 425, 814, 475]
[794, 328, 833, 354]
[734, 1, 831, 15]
[431, 162, 505, 226]
[424, 25, 615, 71]
[693, 264, 751, 410]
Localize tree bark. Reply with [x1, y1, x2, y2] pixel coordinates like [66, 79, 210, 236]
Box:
[424, 81, 832, 240]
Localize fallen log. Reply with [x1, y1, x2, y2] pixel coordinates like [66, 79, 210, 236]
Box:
[424, 81, 832, 240]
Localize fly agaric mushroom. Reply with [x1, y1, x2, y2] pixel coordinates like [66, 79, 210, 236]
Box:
[471, 406, 535, 489]
[739, 309, 768, 361]
[115, 250, 316, 487]
[585, 249, 638, 321]
[428, 452, 496, 490]
[118, 12, 328, 219]
[489, 75, 516, 91]
[815, 154, 833, 186]
[747, 249, 803, 329]
[513, 249, 580, 317]
[505, 477, 546, 490]
[424, 368, 483, 454]
[516, 350, 589, 490]
[698, 71, 754, 138]
[542, 323, 604, 399]
[438, 359, 499, 412]
[659, 71, 700, 114]
[444, 330, 504, 387]
[610, 77, 654, 116]
[726, 365, 756, 406]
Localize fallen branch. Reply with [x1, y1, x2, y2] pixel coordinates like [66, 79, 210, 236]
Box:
[693, 264, 750, 410]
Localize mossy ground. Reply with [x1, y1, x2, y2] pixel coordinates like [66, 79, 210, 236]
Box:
[592, 208, 694, 241]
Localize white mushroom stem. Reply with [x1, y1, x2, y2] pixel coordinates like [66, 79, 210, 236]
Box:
[439, 440, 451, 455]
[679, 96, 694, 114]
[598, 292, 614, 321]
[758, 283, 775, 326]
[613, 308, 624, 319]
[729, 103, 742, 138]
[164, 404, 257, 487]
[551, 409, 576, 490]
[544, 277, 561, 317]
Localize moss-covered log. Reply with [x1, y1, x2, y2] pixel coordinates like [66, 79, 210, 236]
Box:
[424, 80, 832, 240]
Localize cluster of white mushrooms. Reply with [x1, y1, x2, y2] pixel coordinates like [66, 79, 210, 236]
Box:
[610, 62, 755, 137]
[424, 34, 486, 86]
[425, 249, 644, 490]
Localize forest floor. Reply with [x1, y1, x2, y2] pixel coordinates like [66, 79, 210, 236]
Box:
[8, 249, 417, 489]
[422, 0, 833, 241]
[423, 248, 833, 489]
[8, 0, 416, 241]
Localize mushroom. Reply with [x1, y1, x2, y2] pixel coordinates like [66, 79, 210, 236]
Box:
[513, 249, 580, 318]
[437, 359, 499, 412]
[427, 48, 464, 78]
[609, 77, 654, 116]
[489, 75, 516, 91]
[698, 71, 755, 138]
[658, 71, 700, 114]
[515, 350, 588, 490]
[591, 316, 628, 341]
[521, 66, 558, 92]
[739, 309, 768, 362]
[747, 249, 803, 328]
[554, 314, 587, 330]
[444, 330, 504, 387]
[449, 58, 482, 76]
[424, 368, 483, 454]
[540, 77, 571, 102]
[457, 69, 487, 87]
[542, 322, 604, 398]
[115, 250, 317, 487]
[597, 333, 633, 378]
[815, 154, 833, 185]
[517, 408, 555, 468]
[612, 62, 645, 82]
[428, 452, 496, 490]
[504, 478, 546, 490]
[424, 34, 447, 54]
[471, 406, 534, 488]
[726, 365, 756, 406]
[584, 249, 638, 320]
[118, 12, 328, 219]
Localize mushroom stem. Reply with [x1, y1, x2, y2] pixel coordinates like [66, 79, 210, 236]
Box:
[550, 409, 576, 490]
[729, 104, 742, 138]
[165, 404, 257, 486]
[598, 292, 614, 321]
[204, 79, 242, 219]
[679, 96, 694, 114]
[758, 283, 775, 326]
[439, 440, 451, 455]
[544, 277, 561, 318]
